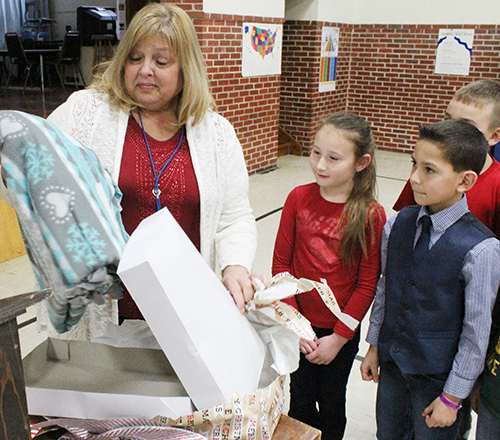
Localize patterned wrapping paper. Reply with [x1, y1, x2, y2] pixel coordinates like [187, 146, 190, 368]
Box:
[0, 110, 128, 333]
[154, 370, 286, 440]
[153, 273, 357, 440]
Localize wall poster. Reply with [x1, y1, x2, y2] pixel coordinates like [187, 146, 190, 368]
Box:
[116, 0, 126, 40]
[242, 23, 283, 77]
[435, 29, 474, 76]
[319, 26, 339, 92]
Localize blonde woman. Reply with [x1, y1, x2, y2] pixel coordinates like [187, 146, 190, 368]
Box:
[48, 3, 257, 331]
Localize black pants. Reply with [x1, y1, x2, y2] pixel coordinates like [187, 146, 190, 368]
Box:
[288, 327, 360, 440]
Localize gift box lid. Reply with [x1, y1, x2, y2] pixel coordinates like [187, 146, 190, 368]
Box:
[117, 207, 267, 411]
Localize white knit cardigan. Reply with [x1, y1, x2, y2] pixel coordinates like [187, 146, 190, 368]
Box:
[48, 88, 257, 272]
[39, 89, 257, 339]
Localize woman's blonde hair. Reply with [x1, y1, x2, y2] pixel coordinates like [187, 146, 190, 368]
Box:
[317, 112, 381, 266]
[91, 3, 215, 126]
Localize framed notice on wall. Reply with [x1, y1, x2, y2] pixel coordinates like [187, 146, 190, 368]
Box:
[435, 29, 474, 76]
[319, 26, 339, 92]
[242, 23, 283, 77]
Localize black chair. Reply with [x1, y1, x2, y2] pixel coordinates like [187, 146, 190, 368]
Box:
[4, 32, 39, 90]
[52, 31, 86, 93]
[0, 56, 7, 86]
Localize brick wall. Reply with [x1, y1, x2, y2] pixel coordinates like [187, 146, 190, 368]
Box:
[280, 21, 350, 154]
[350, 24, 500, 154]
[172, 1, 500, 166]
[281, 22, 500, 155]
[174, 0, 282, 173]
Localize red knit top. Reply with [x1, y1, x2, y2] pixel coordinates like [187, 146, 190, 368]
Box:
[118, 116, 200, 319]
[272, 183, 386, 339]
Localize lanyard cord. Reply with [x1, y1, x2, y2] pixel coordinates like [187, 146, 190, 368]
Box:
[137, 109, 185, 211]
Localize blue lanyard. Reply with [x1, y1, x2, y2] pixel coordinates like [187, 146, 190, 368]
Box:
[137, 110, 185, 211]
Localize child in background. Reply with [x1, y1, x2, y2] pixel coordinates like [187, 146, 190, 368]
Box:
[393, 79, 500, 238]
[361, 119, 500, 440]
[272, 112, 386, 440]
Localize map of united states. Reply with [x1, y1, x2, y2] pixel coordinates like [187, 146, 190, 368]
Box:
[249, 26, 278, 59]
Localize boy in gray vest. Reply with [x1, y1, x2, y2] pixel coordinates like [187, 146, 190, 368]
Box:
[360, 119, 500, 440]
[392, 77, 500, 440]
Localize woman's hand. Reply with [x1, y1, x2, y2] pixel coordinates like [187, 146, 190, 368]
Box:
[249, 272, 269, 289]
[360, 345, 379, 383]
[422, 393, 460, 428]
[305, 332, 348, 365]
[222, 265, 254, 313]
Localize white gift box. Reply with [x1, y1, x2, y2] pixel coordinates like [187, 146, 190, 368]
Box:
[23, 207, 267, 419]
[117, 207, 267, 411]
[23, 337, 194, 419]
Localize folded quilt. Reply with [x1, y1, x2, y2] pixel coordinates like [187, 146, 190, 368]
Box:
[0, 110, 128, 333]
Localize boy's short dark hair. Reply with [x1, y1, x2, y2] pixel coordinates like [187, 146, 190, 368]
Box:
[454, 80, 500, 129]
[418, 119, 489, 175]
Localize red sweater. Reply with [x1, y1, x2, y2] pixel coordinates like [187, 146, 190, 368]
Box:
[118, 116, 201, 319]
[393, 155, 500, 237]
[272, 183, 386, 339]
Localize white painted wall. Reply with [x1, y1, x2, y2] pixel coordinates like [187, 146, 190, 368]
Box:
[203, 0, 285, 18]
[353, 0, 500, 25]
[286, 0, 500, 25]
[317, 0, 355, 23]
[286, 0, 355, 23]
[285, 0, 318, 21]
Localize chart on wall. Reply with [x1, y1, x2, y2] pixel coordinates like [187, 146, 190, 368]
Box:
[319, 27, 339, 92]
[435, 29, 474, 76]
[242, 23, 283, 77]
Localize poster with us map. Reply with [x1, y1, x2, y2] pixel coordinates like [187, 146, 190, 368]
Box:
[319, 26, 339, 92]
[242, 23, 283, 77]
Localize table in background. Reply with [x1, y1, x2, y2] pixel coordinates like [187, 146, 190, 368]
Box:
[25, 48, 61, 94]
[0, 47, 61, 116]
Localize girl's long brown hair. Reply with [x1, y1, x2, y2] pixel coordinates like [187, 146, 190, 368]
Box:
[318, 113, 380, 265]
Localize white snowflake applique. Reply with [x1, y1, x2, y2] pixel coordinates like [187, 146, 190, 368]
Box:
[25, 142, 55, 184]
[66, 222, 107, 267]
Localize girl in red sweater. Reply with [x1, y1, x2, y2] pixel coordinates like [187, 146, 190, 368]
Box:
[272, 112, 386, 440]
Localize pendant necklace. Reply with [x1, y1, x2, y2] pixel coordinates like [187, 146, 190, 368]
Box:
[137, 109, 185, 211]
